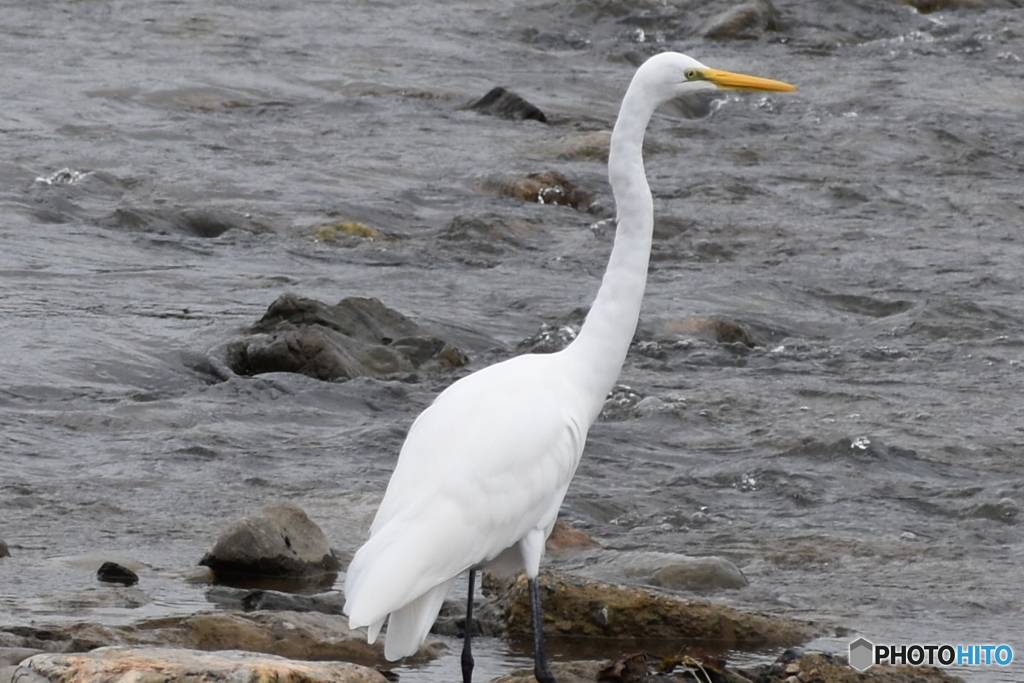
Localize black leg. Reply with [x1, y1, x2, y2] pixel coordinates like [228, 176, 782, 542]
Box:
[461, 569, 476, 683]
[529, 576, 557, 683]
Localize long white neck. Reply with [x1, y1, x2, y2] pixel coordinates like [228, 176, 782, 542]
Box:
[564, 78, 657, 422]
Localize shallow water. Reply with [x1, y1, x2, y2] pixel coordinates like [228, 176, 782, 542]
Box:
[2, 0, 1023, 681]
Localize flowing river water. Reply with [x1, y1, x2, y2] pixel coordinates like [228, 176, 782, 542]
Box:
[2, 0, 1023, 681]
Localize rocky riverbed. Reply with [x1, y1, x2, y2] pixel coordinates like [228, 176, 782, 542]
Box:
[0, 506, 964, 683]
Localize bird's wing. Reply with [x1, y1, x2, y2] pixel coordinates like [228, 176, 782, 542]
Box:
[345, 352, 588, 629]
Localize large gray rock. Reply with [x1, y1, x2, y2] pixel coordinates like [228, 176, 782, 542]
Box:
[199, 503, 340, 586]
[10, 646, 387, 683]
[224, 293, 468, 381]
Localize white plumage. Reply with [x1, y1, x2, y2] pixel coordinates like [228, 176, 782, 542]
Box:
[346, 354, 589, 658]
[343, 51, 796, 681]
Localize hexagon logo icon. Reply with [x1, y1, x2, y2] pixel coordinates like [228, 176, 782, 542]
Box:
[849, 637, 874, 671]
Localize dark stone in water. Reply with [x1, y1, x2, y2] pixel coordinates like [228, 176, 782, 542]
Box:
[0, 540, 10, 558]
[437, 214, 551, 268]
[199, 502, 341, 588]
[470, 86, 548, 123]
[224, 293, 469, 382]
[96, 562, 139, 586]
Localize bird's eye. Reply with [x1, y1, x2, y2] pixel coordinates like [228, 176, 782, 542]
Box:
[684, 68, 700, 81]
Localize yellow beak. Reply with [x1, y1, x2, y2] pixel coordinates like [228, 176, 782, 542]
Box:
[702, 68, 798, 92]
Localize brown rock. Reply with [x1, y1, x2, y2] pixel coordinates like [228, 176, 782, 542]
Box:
[164, 611, 444, 666]
[499, 573, 810, 648]
[658, 316, 760, 347]
[484, 171, 591, 209]
[15, 646, 387, 683]
[0, 610, 441, 669]
[546, 520, 600, 552]
[314, 222, 387, 243]
[164, 612, 387, 665]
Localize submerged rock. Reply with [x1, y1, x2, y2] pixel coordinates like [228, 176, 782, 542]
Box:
[610, 551, 748, 591]
[440, 214, 546, 254]
[224, 293, 468, 381]
[546, 131, 612, 162]
[496, 573, 810, 648]
[103, 206, 265, 237]
[699, 0, 781, 40]
[0, 541, 9, 558]
[199, 502, 340, 587]
[655, 316, 760, 347]
[13, 646, 387, 683]
[469, 86, 548, 123]
[314, 221, 387, 243]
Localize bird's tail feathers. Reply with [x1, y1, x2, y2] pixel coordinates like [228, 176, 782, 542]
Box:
[344, 525, 456, 660]
[382, 576, 457, 660]
[345, 517, 468, 632]
[348, 530, 425, 624]
[367, 617, 385, 644]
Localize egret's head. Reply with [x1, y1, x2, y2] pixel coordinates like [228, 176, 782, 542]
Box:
[639, 52, 797, 105]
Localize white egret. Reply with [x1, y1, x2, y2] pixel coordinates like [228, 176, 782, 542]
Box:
[343, 52, 796, 683]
